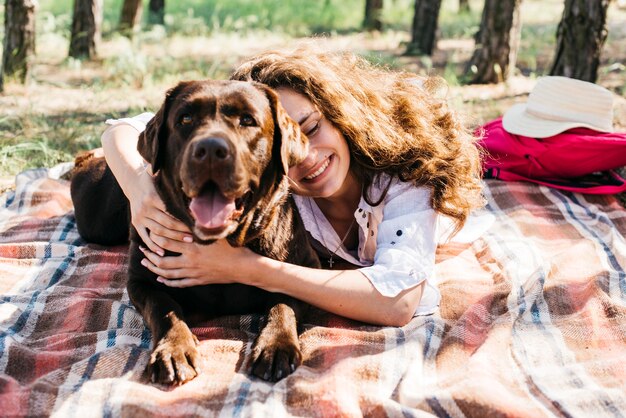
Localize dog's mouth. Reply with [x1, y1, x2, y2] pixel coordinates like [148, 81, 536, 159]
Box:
[188, 181, 246, 235]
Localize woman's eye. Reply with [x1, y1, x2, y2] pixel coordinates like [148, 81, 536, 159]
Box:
[305, 122, 320, 136]
[180, 115, 193, 125]
[240, 115, 256, 127]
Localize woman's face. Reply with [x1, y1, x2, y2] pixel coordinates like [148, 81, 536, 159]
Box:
[276, 88, 352, 199]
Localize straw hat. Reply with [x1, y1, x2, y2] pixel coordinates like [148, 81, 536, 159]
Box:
[502, 76, 614, 138]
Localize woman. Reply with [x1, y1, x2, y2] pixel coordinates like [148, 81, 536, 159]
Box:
[102, 44, 484, 326]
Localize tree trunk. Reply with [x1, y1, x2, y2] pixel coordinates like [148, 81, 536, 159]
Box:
[2, 0, 37, 84]
[550, 0, 610, 83]
[405, 0, 443, 56]
[363, 0, 383, 31]
[119, 0, 143, 36]
[464, 0, 522, 84]
[459, 0, 470, 13]
[148, 0, 165, 25]
[69, 0, 102, 59]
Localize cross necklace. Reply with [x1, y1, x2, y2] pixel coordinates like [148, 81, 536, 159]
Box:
[307, 198, 357, 268]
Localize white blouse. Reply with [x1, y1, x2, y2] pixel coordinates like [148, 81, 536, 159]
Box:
[294, 176, 440, 316]
[106, 113, 441, 316]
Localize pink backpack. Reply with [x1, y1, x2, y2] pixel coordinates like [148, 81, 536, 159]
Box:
[478, 118, 626, 194]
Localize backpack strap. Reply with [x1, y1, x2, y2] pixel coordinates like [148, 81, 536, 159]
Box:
[485, 168, 626, 195]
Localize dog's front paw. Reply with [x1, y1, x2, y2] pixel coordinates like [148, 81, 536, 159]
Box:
[250, 333, 302, 382]
[149, 324, 200, 385]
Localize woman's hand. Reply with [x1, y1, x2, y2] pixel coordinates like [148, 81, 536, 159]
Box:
[100, 123, 192, 255]
[128, 169, 193, 255]
[139, 238, 255, 287]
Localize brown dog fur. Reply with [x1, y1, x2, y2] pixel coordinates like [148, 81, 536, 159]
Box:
[71, 80, 320, 385]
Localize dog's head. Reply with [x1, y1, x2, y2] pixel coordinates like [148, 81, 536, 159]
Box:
[138, 80, 308, 242]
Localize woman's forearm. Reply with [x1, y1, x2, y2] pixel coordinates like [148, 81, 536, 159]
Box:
[242, 254, 424, 327]
[101, 124, 148, 200]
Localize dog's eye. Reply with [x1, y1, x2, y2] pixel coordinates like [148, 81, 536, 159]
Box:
[179, 115, 193, 125]
[240, 115, 257, 127]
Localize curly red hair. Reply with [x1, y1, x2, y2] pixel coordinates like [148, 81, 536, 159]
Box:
[231, 44, 484, 233]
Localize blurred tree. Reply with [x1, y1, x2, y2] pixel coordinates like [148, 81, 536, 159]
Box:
[2, 0, 37, 84]
[465, 0, 522, 84]
[363, 0, 383, 31]
[405, 0, 442, 56]
[550, 0, 611, 82]
[148, 0, 165, 25]
[459, 0, 470, 13]
[119, 0, 143, 36]
[69, 0, 102, 59]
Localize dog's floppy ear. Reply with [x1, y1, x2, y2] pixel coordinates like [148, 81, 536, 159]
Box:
[256, 84, 309, 174]
[137, 107, 165, 173]
[137, 82, 188, 173]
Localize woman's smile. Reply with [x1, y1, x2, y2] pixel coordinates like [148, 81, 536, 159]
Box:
[303, 155, 333, 182]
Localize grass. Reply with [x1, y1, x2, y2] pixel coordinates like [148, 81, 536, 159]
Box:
[36, 0, 372, 37]
[30, 0, 557, 42]
[0, 107, 150, 177]
[1, 0, 625, 183]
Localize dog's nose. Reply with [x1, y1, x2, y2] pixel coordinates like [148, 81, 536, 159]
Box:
[192, 138, 230, 162]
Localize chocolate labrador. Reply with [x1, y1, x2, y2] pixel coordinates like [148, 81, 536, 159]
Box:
[70, 80, 320, 385]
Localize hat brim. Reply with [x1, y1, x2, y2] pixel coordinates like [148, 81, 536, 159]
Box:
[502, 104, 611, 138]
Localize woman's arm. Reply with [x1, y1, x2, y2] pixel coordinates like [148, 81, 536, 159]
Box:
[252, 254, 425, 327]
[101, 124, 193, 254]
[139, 239, 424, 327]
[101, 124, 149, 200]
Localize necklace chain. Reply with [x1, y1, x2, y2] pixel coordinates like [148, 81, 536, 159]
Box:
[308, 199, 357, 268]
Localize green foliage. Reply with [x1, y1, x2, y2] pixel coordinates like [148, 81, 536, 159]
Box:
[0, 140, 72, 177]
[438, 1, 481, 39]
[100, 47, 235, 88]
[517, 23, 559, 76]
[0, 108, 149, 177]
[36, 0, 370, 37]
[0, 113, 84, 177]
[2, 0, 625, 182]
[32, 0, 483, 38]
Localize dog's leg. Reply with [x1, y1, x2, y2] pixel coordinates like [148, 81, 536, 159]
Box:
[128, 246, 200, 385]
[250, 298, 305, 382]
[129, 281, 201, 385]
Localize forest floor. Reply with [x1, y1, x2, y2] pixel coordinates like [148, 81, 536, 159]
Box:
[1, 2, 625, 200]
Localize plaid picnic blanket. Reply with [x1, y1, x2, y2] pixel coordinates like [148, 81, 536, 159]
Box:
[0, 165, 625, 417]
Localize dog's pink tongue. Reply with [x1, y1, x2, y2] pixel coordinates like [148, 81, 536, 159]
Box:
[190, 190, 236, 229]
